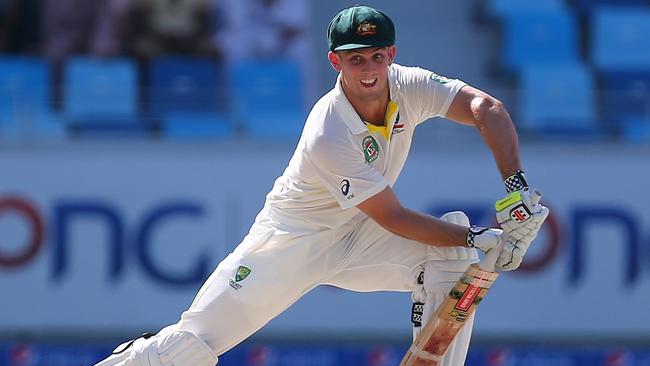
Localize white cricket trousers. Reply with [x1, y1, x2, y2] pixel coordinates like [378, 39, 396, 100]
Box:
[177, 207, 478, 365]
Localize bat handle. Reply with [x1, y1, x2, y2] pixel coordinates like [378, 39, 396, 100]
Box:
[478, 243, 501, 272]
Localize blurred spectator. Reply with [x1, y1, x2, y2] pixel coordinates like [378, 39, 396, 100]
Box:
[130, 0, 220, 60]
[0, 0, 43, 54]
[42, 0, 130, 109]
[215, 0, 315, 102]
[43, 0, 128, 59]
[0, 0, 13, 51]
[92, 0, 132, 57]
[215, 0, 309, 61]
[216, 0, 309, 61]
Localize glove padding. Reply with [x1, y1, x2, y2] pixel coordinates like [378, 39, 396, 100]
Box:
[494, 188, 550, 271]
[441, 211, 536, 271]
[467, 226, 533, 272]
[496, 188, 549, 241]
[440, 211, 502, 254]
[497, 236, 530, 271]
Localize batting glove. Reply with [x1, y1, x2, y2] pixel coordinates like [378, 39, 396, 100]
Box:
[496, 171, 549, 242]
[440, 211, 503, 254]
[465, 225, 503, 254]
[466, 226, 536, 272]
[497, 235, 531, 271]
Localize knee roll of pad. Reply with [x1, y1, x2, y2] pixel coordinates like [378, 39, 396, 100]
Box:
[136, 330, 218, 366]
[95, 330, 218, 366]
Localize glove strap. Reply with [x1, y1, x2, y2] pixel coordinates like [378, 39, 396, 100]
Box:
[466, 226, 489, 248]
[504, 170, 528, 193]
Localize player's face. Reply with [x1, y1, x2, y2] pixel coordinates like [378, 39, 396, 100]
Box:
[330, 46, 396, 103]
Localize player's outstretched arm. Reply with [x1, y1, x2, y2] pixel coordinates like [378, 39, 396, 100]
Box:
[445, 85, 521, 179]
[445, 85, 550, 271]
[356, 186, 501, 252]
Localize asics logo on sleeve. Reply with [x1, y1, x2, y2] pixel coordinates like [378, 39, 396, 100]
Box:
[340, 179, 350, 196]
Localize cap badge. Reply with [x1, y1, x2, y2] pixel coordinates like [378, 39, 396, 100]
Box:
[357, 22, 377, 36]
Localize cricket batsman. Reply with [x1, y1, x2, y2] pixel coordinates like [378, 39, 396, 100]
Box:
[95, 5, 549, 366]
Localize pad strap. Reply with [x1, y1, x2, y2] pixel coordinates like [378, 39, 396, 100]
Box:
[411, 302, 424, 327]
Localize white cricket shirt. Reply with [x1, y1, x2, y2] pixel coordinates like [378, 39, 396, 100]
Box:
[265, 63, 466, 230]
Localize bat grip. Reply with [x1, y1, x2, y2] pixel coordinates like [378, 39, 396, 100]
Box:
[478, 243, 501, 272]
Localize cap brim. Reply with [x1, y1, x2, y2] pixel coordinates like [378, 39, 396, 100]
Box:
[333, 42, 393, 51]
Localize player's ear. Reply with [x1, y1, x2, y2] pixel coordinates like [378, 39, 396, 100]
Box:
[387, 46, 397, 64]
[328, 51, 342, 72]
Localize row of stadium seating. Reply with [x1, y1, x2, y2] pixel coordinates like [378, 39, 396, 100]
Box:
[3, 1, 650, 142]
[0, 56, 305, 140]
[486, 0, 650, 140]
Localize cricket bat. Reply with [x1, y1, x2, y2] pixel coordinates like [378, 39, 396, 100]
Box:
[400, 247, 501, 366]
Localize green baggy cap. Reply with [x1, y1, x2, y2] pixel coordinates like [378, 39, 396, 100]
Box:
[327, 5, 395, 52]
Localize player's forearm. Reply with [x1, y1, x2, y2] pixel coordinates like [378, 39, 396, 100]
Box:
[382, 207, 469, 248]
[472, 98, 522, 179]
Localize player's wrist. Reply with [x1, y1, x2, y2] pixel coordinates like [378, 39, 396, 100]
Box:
[503, 170, 528, 193]
[466, 225, 488, 248]
[466, 226, 503, 253]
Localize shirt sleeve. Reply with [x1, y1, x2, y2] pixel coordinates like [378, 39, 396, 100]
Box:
[307, 134, 388, 210]
[401, 67, 467, 124]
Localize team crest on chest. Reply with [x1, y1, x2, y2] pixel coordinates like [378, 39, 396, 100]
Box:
[362, 136, 380, 162]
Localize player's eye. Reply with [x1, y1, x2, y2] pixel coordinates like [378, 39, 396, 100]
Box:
[373, 53, 385, 62]
[350, 55, 363, 64]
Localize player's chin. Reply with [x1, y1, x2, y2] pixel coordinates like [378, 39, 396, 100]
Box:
[359, 89, 384, 101]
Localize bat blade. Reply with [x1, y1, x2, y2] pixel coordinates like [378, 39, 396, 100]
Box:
[400, 263, 499, 366]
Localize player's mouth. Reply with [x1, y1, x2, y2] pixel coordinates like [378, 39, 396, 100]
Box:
[360, 78, 378, 88]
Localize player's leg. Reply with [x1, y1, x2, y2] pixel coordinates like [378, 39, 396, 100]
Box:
[323, 214, 477, 366]
[94, 216, 342, 366]
[411, 259, 476, 366]
[410, 211, 477, 365]
[177, 240, 325, 354]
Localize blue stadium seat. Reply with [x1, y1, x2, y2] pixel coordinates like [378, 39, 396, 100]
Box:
[520, 63, 597, 133]
[149, 57, 232, 138]
[63, 57, 149, 136]
[591, 8, 650, 71]
[0, 57, 65, 139]
[148, 57, 228, 113]
[64, 57, 138, 116]
[230, 59, 305, 139]
[0, 57, 49, 114]
[574, 0, 647, 15]
[599, 71, 650, 134]
[0, 110, 66, 140]
[504, 10, 579, 71]
[622, 116, 650, 142]
[486, 0, 566, 19]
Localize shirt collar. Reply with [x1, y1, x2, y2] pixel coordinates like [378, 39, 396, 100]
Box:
[332, 65, 399, 135]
